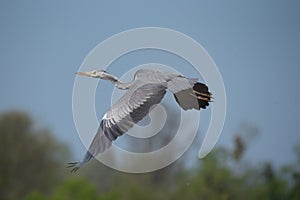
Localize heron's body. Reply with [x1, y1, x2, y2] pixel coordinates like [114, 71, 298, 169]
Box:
[68, 69, 212, 172]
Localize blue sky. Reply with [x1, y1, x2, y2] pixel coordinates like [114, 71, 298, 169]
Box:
[0, 0, 299, 167]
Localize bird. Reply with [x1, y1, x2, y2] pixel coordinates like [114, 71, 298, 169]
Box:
[68, 69, 212, 172]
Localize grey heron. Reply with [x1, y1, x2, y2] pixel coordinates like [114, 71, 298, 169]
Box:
[68, 69, 212, 172]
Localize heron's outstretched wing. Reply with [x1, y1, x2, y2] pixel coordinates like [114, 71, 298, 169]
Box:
[103, 80, 167, 140]
[68, 81, 167, 172]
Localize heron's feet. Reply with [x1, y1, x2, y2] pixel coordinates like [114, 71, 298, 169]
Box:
[67, 162, 82, 173]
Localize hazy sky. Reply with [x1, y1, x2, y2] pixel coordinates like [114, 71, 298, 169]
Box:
[0, 0, 299, 167]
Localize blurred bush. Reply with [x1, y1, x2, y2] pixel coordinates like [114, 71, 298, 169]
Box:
[0, 111, 69, 199]
[1, 110, 300, 200]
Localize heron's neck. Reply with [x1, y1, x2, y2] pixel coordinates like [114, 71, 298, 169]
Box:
[103, 74, 130, 90]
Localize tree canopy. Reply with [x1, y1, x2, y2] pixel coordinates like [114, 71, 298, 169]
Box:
[0, 111, 69, 199]
[0, 110, 299, 200]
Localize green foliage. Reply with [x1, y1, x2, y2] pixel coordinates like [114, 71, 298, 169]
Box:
[25, 191, 45, 200]
[24, 149, 300, 200]
[289, 180, 300, 200]
[2, 111, 300, 200]
[0, 111, 69, 200]
[25, 179, 103, 200]
[51, 178, 101, 200]
[172, 150, 241, 200]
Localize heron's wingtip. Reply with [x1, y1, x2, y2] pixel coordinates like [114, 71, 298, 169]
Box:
[67, 162, 82, 173]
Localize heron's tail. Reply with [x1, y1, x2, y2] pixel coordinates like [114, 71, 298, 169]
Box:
[173, 82, 212, 110]
[192, 82, 212, 109]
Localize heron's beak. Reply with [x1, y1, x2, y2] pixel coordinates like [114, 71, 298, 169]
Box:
[75, 71, 92, 77]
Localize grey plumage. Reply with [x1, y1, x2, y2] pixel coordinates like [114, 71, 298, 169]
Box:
[68, 69, 211, 172]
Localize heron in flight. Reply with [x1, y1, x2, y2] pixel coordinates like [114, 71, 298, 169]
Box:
[68, 69, 212, 172]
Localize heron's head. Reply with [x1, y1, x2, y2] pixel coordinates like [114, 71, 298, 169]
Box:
[76, 70, 107, 79]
